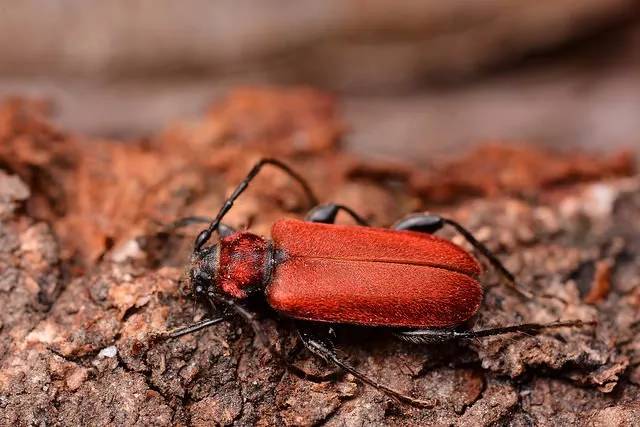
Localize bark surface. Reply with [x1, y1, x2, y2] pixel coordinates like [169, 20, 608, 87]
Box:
[0, 90, 638, 426]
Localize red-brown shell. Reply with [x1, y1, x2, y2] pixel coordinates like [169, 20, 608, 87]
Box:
[266, 219, 483, 328]
[217, 232, 270, 299]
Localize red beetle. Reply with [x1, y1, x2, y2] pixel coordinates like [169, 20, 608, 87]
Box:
[165, 159, 589, 406]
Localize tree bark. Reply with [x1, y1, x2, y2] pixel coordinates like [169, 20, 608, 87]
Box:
[0, 89, 638, 426]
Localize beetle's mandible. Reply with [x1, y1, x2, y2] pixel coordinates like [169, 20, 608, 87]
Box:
[163, 158, 593, 407]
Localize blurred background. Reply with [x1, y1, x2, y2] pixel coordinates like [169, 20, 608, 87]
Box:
[1, 1, 639, 162]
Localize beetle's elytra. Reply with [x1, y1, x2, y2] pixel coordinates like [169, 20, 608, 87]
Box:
[271, 219, 482, 328]
[165, 158, 592, 407]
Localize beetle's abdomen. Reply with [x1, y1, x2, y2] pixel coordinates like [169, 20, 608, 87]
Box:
[218, 232, 269, 298]
[267, 219, 483, 328]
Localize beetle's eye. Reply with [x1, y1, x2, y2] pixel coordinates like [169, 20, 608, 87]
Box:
[195, 285, 204, 295]
[196, 271, 212, 282]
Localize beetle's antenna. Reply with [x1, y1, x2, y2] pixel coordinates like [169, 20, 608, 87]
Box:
[442, 218, 534, 299]
[168, 216, 213, 231]
[194, 159, 318, 252]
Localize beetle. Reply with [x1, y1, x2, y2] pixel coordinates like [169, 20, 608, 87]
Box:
[164, 158, 590, 406]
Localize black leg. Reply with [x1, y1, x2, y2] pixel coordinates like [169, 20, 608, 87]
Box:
[160, 294, 325, 379]
[194, 159, 318, 251]
[305, 203, 369, 226]
[285, 337, 343, 383]
[393, 213, 532, 298]
[211, 294, 282, 357]
[392, 214, 444, 233]
[159, 292, 230, 340]
[395, 320, 594, 344]
[297, 326, 435, 407]
[165, 316, 227, 339]
[209, 294, 342, 382]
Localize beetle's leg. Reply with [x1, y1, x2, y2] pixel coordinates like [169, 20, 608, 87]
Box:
[392, 214, 444, 234]
[209, 294, 337, 381]
[211, 294, 281, 356]
[164, 316, 227, 339]
[160, 294, 232, 340]
[305, 203, 369, 226]
[160, 300, 333, 380]
[393, 213, 532, 298]
[195, 159, 318, 251]
[395, 320, 595, 344]
[296, 326, 435, 407]
[284, 326, 343, 382]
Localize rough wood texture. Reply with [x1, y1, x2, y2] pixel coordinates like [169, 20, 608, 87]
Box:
[0, 89, 638, 426]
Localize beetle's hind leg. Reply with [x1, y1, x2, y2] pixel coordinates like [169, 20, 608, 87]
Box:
[296, 325, 435, 407]
[305, 203, 369, 226]
[395, 320, 594, 344]
[393, 213, 532, 298]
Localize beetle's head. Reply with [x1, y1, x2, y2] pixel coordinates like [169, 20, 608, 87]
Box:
[188, 245, 220, 303]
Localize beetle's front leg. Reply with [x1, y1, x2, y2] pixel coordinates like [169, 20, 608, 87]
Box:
[165, 317, 227, 339]
[305, 203, 369, 226]
[296, 325, 435, 407]
[393, 213, 532, 298]
[210, 295, 341, 382]
[394, 320, 594, 344]
[159, 292, 234, 340]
